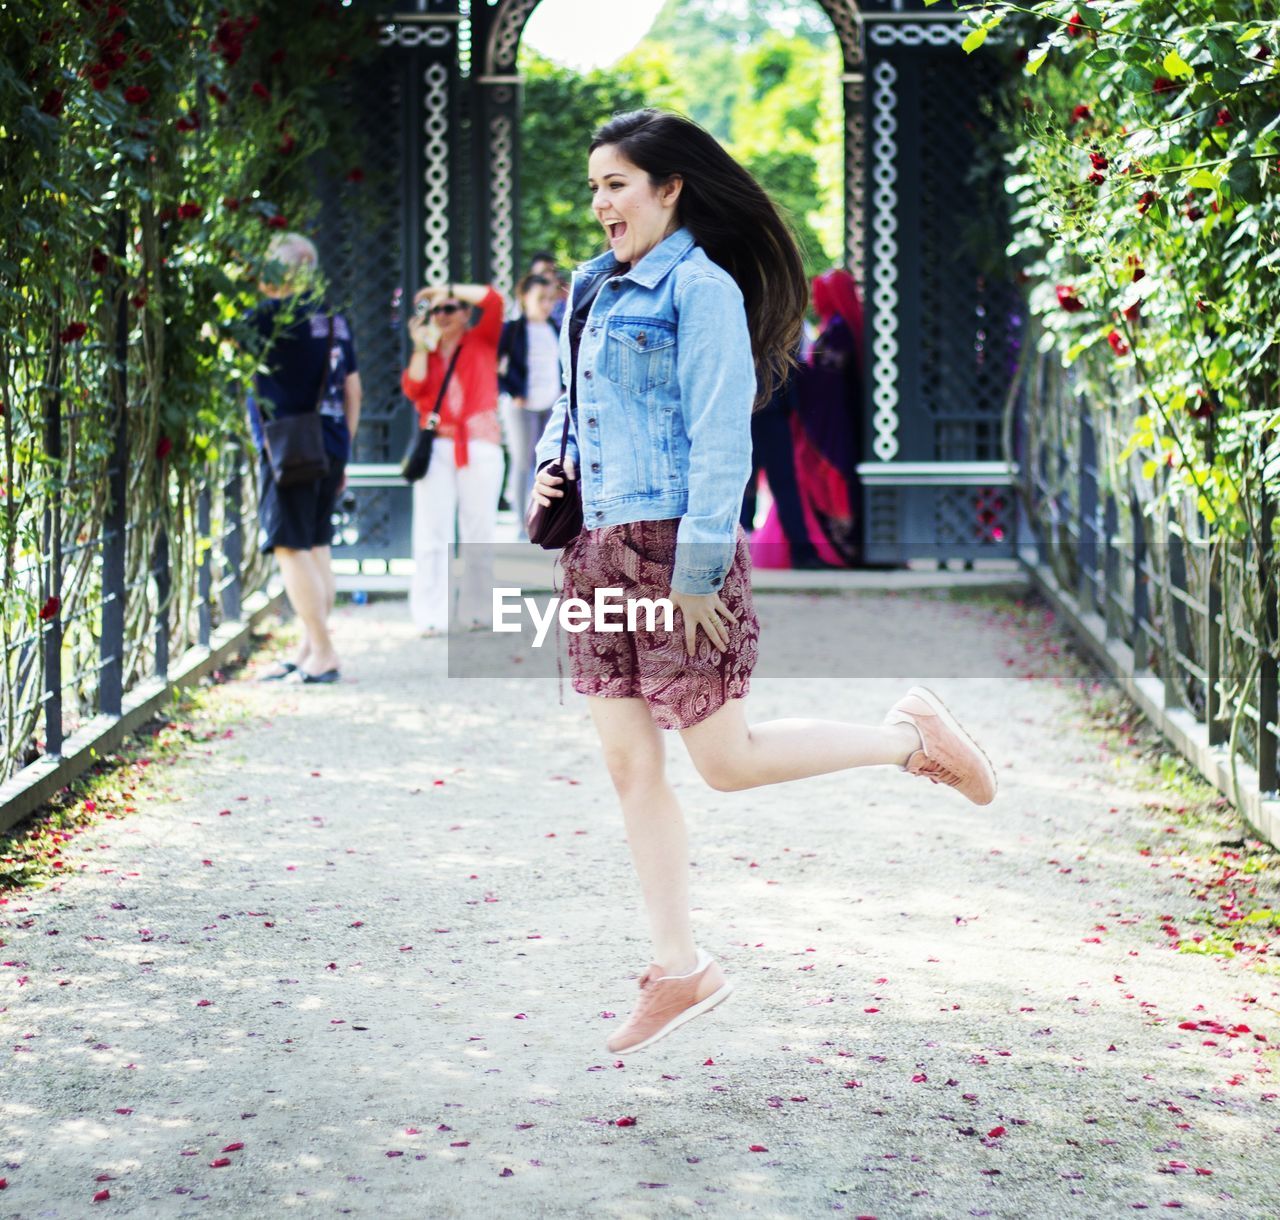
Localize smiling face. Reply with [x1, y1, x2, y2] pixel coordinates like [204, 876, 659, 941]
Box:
[587, 144, 682, 266]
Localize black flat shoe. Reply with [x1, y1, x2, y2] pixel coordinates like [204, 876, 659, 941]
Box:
[258, 661, 298, 682]
[299, 668, 341, 684]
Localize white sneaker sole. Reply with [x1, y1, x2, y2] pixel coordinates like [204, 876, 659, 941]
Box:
[907, 684, 998, 805]
[610, 978, 736, 1057]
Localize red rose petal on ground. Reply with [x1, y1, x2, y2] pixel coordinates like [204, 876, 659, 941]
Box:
[499, 1167, 514, 1177]
[94, 1189, 110, 1201]
[749, 1144, 768, 1152]
[221, 1142, 244, 1152]
[987, 1125, 1006, 1138]
[615, 1116, 636, 1127]
[209, 1157, 231, 1167]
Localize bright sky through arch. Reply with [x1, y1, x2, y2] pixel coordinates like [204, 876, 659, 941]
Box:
[520, 0, 667, 70]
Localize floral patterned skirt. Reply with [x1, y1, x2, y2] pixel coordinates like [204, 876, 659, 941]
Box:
[559, 518, 760, 730]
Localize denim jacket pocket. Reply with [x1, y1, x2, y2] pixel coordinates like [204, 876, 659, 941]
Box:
[604, 317, 676, 394]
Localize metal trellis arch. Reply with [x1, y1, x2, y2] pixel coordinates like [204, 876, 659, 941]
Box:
[321, 0, 1022, 571]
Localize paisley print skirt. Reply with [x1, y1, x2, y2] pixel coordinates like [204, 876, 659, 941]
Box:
[559, 518, 760, 730]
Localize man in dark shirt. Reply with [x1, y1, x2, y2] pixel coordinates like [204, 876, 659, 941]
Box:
[248, 233, 362, 683]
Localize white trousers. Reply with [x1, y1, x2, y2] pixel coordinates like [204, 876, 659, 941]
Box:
[410, 438, 504, 632]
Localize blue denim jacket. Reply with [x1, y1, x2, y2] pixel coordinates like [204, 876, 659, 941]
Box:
[534, 227, 755, 595]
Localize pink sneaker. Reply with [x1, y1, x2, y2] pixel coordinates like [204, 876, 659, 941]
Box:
[884, 685, 997, 806]
[605, 951, 734, 1056]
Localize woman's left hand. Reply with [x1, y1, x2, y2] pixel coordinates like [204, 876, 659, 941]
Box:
[670, 590, 737, 657]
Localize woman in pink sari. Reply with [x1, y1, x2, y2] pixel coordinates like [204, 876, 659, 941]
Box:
[751, 268, 865, 568]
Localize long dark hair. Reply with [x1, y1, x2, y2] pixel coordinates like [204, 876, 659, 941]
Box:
[590, 108, 808, 408]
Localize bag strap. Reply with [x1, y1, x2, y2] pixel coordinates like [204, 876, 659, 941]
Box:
[423, 342, 464, 431]
[559, 272, 612, 463]
[312, 314, 335, 413]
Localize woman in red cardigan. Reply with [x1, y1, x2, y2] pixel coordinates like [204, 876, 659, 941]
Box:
[402, 282, 505, 634]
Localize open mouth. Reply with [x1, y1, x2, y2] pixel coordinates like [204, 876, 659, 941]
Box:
[606, 220, 627, 244]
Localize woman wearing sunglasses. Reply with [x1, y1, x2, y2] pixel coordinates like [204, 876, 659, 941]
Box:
[402, 282, 505, 634]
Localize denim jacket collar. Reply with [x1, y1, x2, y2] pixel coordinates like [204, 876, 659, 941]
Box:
[576, 226, 697, 290]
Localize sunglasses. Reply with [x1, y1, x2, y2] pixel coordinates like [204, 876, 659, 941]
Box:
[430, 303, 464, 317]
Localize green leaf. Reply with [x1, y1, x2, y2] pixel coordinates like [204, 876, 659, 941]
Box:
[1187, 169, 1218, 190]
[1027, 47, 1050, 76]
[1141, 459, 1159, 479]
[1162, 49, 1194, 79]
[962, 26, 990, 55]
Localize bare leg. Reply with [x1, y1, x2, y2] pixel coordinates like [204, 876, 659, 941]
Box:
[274, 547, 340, 675]
[589, 696, 698, 975]
[680, 696, 921, 793]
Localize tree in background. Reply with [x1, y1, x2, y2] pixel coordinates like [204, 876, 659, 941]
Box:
[518, 0, 844, 282]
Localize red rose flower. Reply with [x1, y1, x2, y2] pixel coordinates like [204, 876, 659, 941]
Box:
[1056, 285, 1085, 313]
[1152, 77, 1180, 96]
[177, 202, 202, 220]
[59, 322, 88, 343]
[1087, 171, 1105, 186]
[39, 596, 61, 621]
[91, 70, 112, 91]
[124, 84, 150, 105]
[1188, 390, 1215, 419]
[223, 196, 240, 210]
[1122, 300, 1142, 322]
[1089, 151, 1108, 170]
[278, 134, 296, 155]
[1070, 103, 1091, 124]
[1195, 297, 1208, 312]
[1106, 329, 1130, 357]
[1137, 190, 1157, 215]
[251, 81, 270, 102]
[265, 215, 287, 229]
[208, 84, 229, 105]
[176, 112, 201, 132]
[40, 89, 66, 117]
[1215, 108, 1231, 126]
[346, 167, 365, 183]
[1067, 11, 1087, 37]
[155, 436, 173, 460]
[1186, 204, 1203, 221]
[137, 49, 152, 64]
[91, 247, 108, 274]
[269, 48, 286, 64]
[131, 289, 148, 309]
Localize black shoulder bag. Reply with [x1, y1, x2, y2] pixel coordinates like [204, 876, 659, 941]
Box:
[262, 315, 333, 488]
[401, 343, 463, 483]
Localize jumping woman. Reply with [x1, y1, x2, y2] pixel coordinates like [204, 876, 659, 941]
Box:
[530, 109, 997, 1057]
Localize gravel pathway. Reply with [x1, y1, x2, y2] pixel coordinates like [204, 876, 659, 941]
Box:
[3, 591, 1278, 1218]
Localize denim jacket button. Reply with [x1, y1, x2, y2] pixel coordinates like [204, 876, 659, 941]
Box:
[591, 463, 600, 472]
[587, 417, 597, 426]
[584, 370, 592, 379]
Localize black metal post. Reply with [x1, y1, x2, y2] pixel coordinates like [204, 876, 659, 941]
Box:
[1259, 488, 1278, 793]
[1078, 407, 1098, 613]
[1103, 493, 1119, 640]
[154, 522, 170, 680]
[99, 212, 128, 718]
[42, 358, 63, 756]
[197, 483, 212, 648]
[1206, 539, 1225, 746]
[1131, 491, 1148, 670]
[221, 444, 243, 623]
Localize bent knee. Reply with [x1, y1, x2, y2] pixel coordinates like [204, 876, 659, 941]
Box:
[691, 757, 752, 793]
